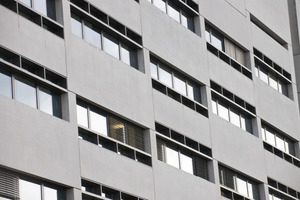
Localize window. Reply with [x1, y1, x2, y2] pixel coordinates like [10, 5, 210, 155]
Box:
[76, 101, 145, 152]
[219, 165, 260, 200]
[81, 179, 147, 200]
[148, 0, 197, 32]
[103, 32, 120, 59]
[261, 123, 295, 156]
[0, 70, 62, 118]
[253, 48, 291, 98]
[157, 137, 209, 180]
[0, 70, 12, 98]
[19, 0, 56, 20]
[71, 13, 138, 69]
[19, 179, 65, 200]
[15, 76, 37, 108]
[268, 178, 300, 200]
[206, 25, 246, 66]
[150, 58, 201, 103]
[71, 13, 83, 38]
[212, 96, 253, 133]
[83, 21, 101, 49]
[254, 64, 288, 97]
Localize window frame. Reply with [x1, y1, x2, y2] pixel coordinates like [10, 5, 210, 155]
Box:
[261, 124, 296, 156]
[150, 58, 202, 103]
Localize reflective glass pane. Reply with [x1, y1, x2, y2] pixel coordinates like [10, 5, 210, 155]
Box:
[229, 108, 240, 127]
[34, 0, 47, 16]
[0, 72, 12, 98]
[266, 129, 275, 146]
[20, 0, 31, 7]
[84, 21, 101, 49]
[120, 43, 137, 68]
[211, 98, 217, 114]
[153, 0, 166, 13]
[248, 182, 253, 199]
[77, 104, 88, 128]
[236, 177, 248, 197]
[158, 66, 172, 87]
[211, 32, 223, 51]
[120, 43, 130, 65]
[181, 11, 194, 31]
[275, 135, 285, 151]
[20, 179, 41, 200]
[249, 182, 259, 200]
[71, 14, 83, 38]
[150, 61, 158, 79]
[180, 153, 193, 174]
[217, 101, 229, 121]
[254, 65, 259, 77]
[285, 139, 295, 155]
[44, 186, 57, 200]
[187, 83, 200, 103]
[39, 87, 53, 115]
[205, 30, 210, 42]
[167, 1, 180, 23]
[259, 67, 269, 84]
[269, 74, 278, 90]
[165, 146, 179, 169]
[15, 76, 37, 108]
[224, 169, 235, 190]
[103, 33, 119, 59]
[278, 81, 288, 96]
[173, 74, 186, 95]
[90, 110, 107, 136]
[241, 115, 252, 133]
[261, 127, 266, 141]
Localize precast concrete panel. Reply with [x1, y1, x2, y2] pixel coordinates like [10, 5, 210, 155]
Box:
[207, 52, 255, 105]
[140, 1, 209, 85]
[0, 6, 66, 75]
[246, 0, 291, 44]
[210, 114, 266, 182]
[0, 96, 81, 187]
[152, 161, 220, 200]
[254, 80, 300, 141]
[66, 36, 154, 128]
[79, 140, 155, 200]
[251, 24, 293, 75]
[264, 150, 300, 191]
[87, 0, 142, 34]
[199, 0, 251, 50]
[152, 90, 212, 147]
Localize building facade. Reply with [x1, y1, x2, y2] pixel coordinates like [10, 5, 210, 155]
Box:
[0, 0, 300, 199]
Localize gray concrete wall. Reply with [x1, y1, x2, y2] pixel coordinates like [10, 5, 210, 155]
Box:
[0, 0, 300, 199]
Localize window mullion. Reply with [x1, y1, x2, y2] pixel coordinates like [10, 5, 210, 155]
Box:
[36, 86, 40, 110]
[87, 106, 91, 129]
[11, 75, 16, 100]
[41, 183, 44, 200]
[81, 20, 85, 40]
[178, 150, 181, 170]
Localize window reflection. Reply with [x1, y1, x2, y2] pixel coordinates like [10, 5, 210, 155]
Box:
[90, 110, 108, 136]
[0, 71, 12, 98]
[77, 105, 88, 128]
[15, 76, 37, 108]
[167, 1, 180, 23]
[84, 21, 101, 49]
[71, 14, 83, 39]
[20, 179, 41, 200]
[103, 33, 119, 59]
[39, 87, 53, 115]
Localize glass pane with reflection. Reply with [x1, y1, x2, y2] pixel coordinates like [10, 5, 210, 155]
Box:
[15, 76, 37, 108]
